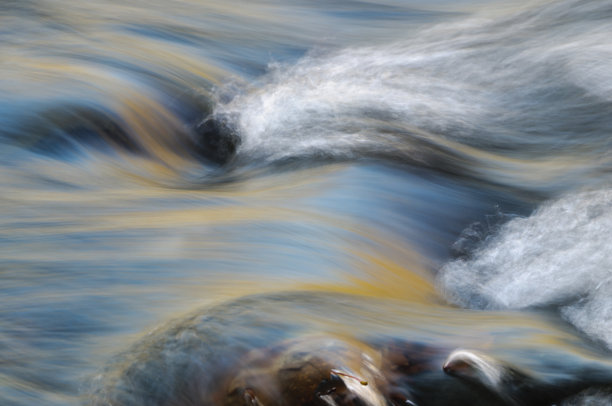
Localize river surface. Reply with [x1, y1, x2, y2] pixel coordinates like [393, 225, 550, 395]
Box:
[2, 0, 612, 405]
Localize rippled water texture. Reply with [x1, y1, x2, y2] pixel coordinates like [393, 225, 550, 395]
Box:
[2, 0, 612, 405]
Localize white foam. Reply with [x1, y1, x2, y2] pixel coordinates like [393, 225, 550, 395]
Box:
[439, 188, 612, 348]
[219, 42, 492, 162]
[215, 0, 612, 191]
[443, 349, 504, 390]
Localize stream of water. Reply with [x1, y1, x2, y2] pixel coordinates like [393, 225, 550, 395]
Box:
[2, 1, 612, 405]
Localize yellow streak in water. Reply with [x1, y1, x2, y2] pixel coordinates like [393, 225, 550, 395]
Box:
[300, 245, 436, 304]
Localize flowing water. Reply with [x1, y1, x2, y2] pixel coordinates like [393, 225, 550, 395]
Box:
[2, 0, 612, 405]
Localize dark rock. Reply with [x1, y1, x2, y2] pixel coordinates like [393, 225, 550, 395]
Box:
[194, 114, 241, 165]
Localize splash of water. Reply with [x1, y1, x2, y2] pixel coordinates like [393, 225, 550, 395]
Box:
[215, 0, 612, 192]
[439, 188, 612, 349]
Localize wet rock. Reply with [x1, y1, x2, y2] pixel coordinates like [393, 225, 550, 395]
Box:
[443, 349, 612, 406]
[88, 292, 612, 406]
[220, 338, 517, 406]
[223, 337, 390, 406]
[194, 113, 241, 165]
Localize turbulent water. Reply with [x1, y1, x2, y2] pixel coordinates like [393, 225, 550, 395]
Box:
[2, 0, 612, 405]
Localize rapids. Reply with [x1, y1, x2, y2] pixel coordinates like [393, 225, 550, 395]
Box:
[2, 0, 612, 405]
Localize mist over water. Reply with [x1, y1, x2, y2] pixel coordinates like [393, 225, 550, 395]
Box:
[2, 0, 612, 405]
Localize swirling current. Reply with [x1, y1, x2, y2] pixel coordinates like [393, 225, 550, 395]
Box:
[2, 0, 612, 405]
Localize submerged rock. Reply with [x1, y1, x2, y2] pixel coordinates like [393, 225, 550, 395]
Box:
[443, 349, 612, 406]
[87, 292, 612, 406]
[223, 337, 390, 406]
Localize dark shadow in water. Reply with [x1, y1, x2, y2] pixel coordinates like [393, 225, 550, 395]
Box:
[22, 105, 142, 158]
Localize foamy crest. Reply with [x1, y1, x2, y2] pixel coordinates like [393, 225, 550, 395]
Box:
[439, 188, 612, 348]
[216, 0, 612, 191]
